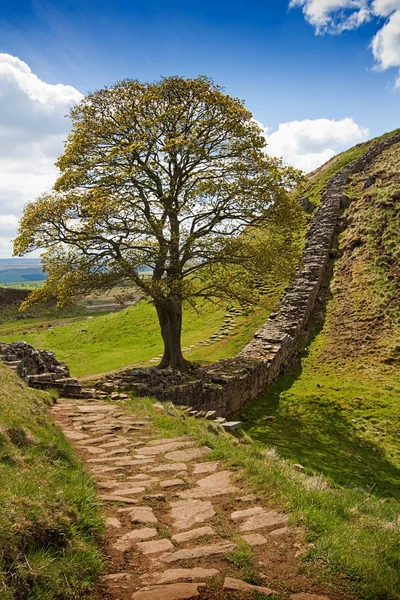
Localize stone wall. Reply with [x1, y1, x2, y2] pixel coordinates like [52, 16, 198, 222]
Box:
[104, 131, 400, 416]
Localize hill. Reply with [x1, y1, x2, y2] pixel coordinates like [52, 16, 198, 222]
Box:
[0, 258, 46, 285]
[0, 365, 102, 598]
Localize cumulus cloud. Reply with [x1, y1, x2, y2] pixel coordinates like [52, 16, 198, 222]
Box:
[261, 117, 369, 172]
[290, 0, 400, 85]
[0, 53, 82, 258]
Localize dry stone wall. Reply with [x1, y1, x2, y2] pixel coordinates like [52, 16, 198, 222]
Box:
[104, 131, 400, 416]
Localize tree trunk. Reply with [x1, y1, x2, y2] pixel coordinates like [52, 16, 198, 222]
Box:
[155, 299, 190, 370]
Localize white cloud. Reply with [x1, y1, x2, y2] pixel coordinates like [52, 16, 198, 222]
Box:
[0, 53, 82, 258]
[289, 0, 371, 34]
[290, 0, 400, 85]
[262, 118, 369, 172]
[371, 9, 400, 69]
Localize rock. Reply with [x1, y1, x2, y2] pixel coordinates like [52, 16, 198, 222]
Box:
[270, 527, 290, 537]
[150, 463, 188, 472]
[129, 507, 158, 524]
[136, 538, 174, 555]
[178, 470, 238, 499]
[160, 479, 185, 488]
[231, 507, 264, 520]
[170, 499, 215, 530]
[157, 568, 219, 584]
[104, 513, 123, 528]
[81, 446, 106, 454]
[131, 583, 205, 600]
[113, 528, 157, 551]
[172, 526, 215, 544]
[223, 576, 278, 596]
[164, 542, 238, 562]
[105, 572, 132, 581]
[236, 494, 257, 502]
[64, 430, 91, 441]
[99, 495, 139, 504]
[138, 441, 195, 456]
[143, 494, 166, 502]
[290, 594, 331, 600]
[107, 487, 146, 496]
[147, 436, 190, 446]
[193, 462, 219, 474]
[164, 447, 211, 462]
[205, 411, 217, 420]
[222, 421, 242, 432]
[238, 509, 289, 532]
[241, 533, 268, 546]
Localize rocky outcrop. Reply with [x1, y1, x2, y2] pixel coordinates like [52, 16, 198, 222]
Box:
[0, 341, 93, 398]
[99, 131, 400, 416]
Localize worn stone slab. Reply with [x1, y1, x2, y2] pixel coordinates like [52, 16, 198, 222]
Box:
[99, 495, 139, 504]
[238, 509, 289, 532]
[270, 527, 290, 537]
[131, 583, 205, 600]
[231, 507, 264, 520]
[136, 538, 174, 555]
[105, 517, 122, 528]
[164, 542, 237, 562]
[178, 471, 239, 499]
[223, 577, 277, 596]
[130, 507, 158, 524]
[100, 440, 128, 448]
[158, 568, 218, 584]
[105, 572, 132, 582]
[160, 479, 185, 488]
[290, 595, 331, 600]
[77, 434, 114, 445]
[147, 436, 190, 447]
[165, 447, 211, 462]
[193, 462, 219, 474]
[64, 430, 90, 441]
[90, 466, 125, 473]
[138, 441, 195, 456]
[81, 446, 106, 454]
[77, 405, 117, 412]
[150, 463, 187, 473]
[170, 499, 215, 530]
[107, 487, 145, 496]
[172, 526, 215, 544]
[113, 528, 157, 551]
[236, 494, 257, 502]
[241, 533, 268, 547]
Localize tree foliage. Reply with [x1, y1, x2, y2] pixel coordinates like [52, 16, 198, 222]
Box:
[14, 76, 303, 368]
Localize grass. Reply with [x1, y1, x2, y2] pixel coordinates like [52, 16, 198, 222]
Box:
[0, 366, 103, 599]
[300, 128, 400, 206]
[0, 298, 276, 377]
[123, 396, 400, 600]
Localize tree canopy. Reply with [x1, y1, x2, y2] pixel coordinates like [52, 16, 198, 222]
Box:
[14, 75, 303, 369]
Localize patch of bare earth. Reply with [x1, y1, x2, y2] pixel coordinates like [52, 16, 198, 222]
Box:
[51, 400, 348, 600]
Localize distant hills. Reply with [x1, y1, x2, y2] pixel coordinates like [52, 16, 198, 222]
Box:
[0, 258, 45, 284]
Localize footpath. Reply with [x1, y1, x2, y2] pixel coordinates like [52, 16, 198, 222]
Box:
[51, 399, 346, 600]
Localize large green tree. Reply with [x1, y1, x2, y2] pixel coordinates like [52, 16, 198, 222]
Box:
[14, 76, 302, 370]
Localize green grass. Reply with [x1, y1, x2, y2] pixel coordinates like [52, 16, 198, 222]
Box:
[0, 299, 275, 377]
[301, 128, 400, 206]
[0, 366, 103, 599]
[123, 396, 400, 600]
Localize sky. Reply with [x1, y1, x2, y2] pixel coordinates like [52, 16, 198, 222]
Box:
[0, 0, 399, 257]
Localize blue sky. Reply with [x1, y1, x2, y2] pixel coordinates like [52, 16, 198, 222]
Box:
[0, 0, 399, 256]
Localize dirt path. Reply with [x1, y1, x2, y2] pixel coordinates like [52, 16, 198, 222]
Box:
[51, 399, 346, 600]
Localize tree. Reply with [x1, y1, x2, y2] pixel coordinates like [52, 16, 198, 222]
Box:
[14, 76, 302, 370]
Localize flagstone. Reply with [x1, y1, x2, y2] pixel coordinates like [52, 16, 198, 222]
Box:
[157, 568, 218, 584]
[223, 576, 277, 596]
[165, 447, 211, 462]
[131, 583, 205, 600]
[113, 528, 157, 551]
[150, 463, 187, 472]
[170, 499, 215, 530]
[192, 462, 219, 474]
[171, 526, 215, 544]
[136, 538, 174, 555]
[164, 542, 237, 562]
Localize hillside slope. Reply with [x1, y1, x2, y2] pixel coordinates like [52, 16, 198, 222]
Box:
[244, 134, 400, 497]
[0, 366, 103, 599]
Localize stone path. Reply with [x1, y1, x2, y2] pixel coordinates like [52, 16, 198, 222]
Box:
[51, 399, 345, 600]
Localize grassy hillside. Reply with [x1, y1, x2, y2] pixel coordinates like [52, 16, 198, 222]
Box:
[0, 366, 103, 599]
[243, 138, 400, 499]
[0, 294, 283, 377]
[127, 396, 400, 600]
